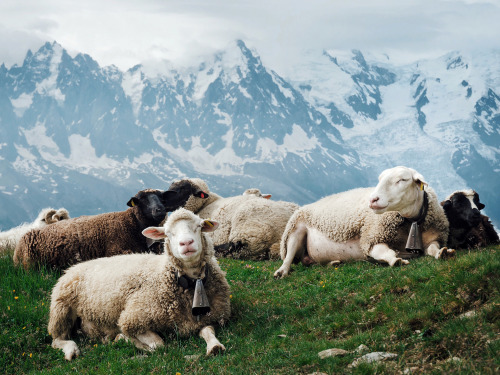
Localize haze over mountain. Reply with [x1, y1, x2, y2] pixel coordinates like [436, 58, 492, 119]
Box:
[0, 41, 498, 229]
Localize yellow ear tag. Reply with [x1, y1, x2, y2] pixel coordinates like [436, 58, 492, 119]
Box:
[204, 220, 214, 227]
[420, 182, 424, 191]
[131, 201, 135, 207]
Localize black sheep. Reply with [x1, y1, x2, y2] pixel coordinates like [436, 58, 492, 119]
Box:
[441, 190, 499, 249]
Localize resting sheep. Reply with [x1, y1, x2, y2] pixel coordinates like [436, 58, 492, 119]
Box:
[274, 166, 454, 278]
[13, 186, 206, 270]
[441, 190, 499, 249]
[0, 207, 69, 252]
[242, 188, 272, 199]
[48, 208, 230, 360]
[169, 178, 299, 260]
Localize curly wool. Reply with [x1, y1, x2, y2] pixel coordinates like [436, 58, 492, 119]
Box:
[180, 178, 299, 260]
[14, 191, 164, 270]
[48, 227, 231, 340]
[281, 187, 448, 259]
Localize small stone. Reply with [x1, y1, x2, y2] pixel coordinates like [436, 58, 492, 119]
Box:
[308, 372, 328, 375]
[349, 352, 398, 367]
[354, 344, 369, 354]
[446, 356, 461, 362]
[277, 334, 287, 338]
[403, 367, 419, 374]
[459, 310, 476, 319]
[184, 354, 201, 361]
[318, 348, 349, 359]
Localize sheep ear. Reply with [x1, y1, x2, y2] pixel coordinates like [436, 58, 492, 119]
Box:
[142, 227, 167, 240]
[262, 194, 272, 199]
[412, 171, 428, 190]
[201, 219, 218, 232]
[441, 200, 452, 210]
[127, 197, 139, 207]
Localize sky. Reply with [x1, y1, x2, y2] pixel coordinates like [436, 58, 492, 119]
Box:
[0, 0, 499, 76]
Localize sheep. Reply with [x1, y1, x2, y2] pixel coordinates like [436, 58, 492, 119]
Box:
[242, 188, 272, 199]
[0, 207, 69, 251]
[48, 208, 230, 360]
[168, 178, 299, 260]
[441, 190, 499, 249]
[274, 166, 455, 278]
[13, 185, 207, 270]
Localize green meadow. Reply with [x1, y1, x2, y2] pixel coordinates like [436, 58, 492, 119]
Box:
[1, 246, 498, 374]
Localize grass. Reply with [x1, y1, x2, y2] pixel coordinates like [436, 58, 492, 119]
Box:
[0, 246, 498, 374]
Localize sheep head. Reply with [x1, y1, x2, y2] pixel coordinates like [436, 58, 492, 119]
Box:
[369, 166, 428, 218]
[142, 208, 218, 267]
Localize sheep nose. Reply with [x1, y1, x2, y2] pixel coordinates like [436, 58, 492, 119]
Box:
[370, 197, 379, 205]
[179, 239, 194, 247]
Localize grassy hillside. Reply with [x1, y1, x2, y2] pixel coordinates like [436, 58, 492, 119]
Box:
[1, 246, 498, 374]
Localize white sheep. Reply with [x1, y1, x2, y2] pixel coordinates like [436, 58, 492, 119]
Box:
[0, 207, 69, 252]
[48, 208, 231, 361]
[168, 179, 299, 260]
[274, 166, 455, 278]
[242, 188, 272, 199]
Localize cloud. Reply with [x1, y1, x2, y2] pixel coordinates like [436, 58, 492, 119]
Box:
[0, 0, 499, 72]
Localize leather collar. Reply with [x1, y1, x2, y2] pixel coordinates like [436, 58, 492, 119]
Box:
[176, 267, 208, 290]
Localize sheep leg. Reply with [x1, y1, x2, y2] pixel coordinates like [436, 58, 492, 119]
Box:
[199, 326, 225, 356]
[274, 224, 307, 279]
[126, 331, 165, 351]
[48, 301, 80, 360]
[369, 244, 410, 266]
[51, 338, 80, 361]
[425, 241, 456, 259]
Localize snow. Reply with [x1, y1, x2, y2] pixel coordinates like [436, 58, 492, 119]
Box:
[11, 92, 33, 117]
[153, 129, 244, 176]
[122, 68, 145, 116]
[213, 104, 232, 126]
[256, 124, 318, 161]
[36, 43, 65, 104]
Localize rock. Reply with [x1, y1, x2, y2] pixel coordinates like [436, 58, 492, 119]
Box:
[349, 352, 398, 367]
[277, 334, 287, 338]
[446, 356, 461, 363]
[403, 367, 419, 374]
[354, 344, 369, 354]
[459, 310, 476, 319]
[307, 372, 328, 375]
[318, 348, 349, 359]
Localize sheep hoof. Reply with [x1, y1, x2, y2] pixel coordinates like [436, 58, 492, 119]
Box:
[206, 343, 225, 356]
[274, 267, 289, 279]
[63, 342, 80, 361]
[390, 258, 409, 267]
[437, 247, 456, 259]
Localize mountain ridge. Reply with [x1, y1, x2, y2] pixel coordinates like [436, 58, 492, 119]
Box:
[0, 41, 498, 229]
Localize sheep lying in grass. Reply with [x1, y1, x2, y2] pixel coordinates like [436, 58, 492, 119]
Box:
[0, 207, 69, 251]
[441, 190, 499, 249]
[169, 178, 299, 260]
[48, 208, 231, 360]
[274, 166, 454, 278]
[14, 187, 203, 270]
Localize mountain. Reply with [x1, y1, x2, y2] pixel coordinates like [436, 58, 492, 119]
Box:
[289, 49, 500, 226]
[0, 41, 367, 229]
[0, 41, 498, 230]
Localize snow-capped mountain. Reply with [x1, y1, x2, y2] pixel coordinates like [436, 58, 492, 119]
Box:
[0, 41, 366, 229]
[0, 41, 498, 230]
[290, 49, 500, 225]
